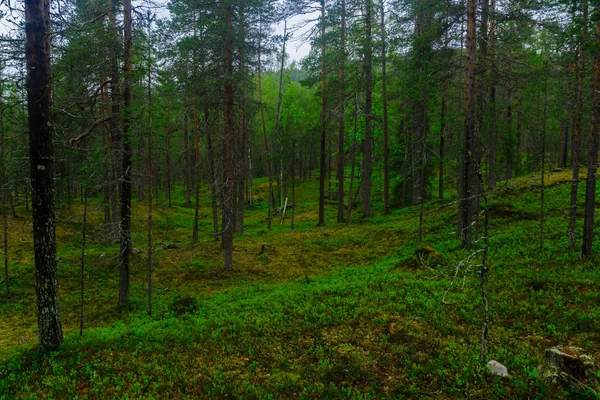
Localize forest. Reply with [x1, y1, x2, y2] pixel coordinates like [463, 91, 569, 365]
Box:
[1, 0, 600, 398]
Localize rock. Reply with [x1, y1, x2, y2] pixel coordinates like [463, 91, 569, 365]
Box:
[487, 360, 510, 379]
[539, 346, 598, 392]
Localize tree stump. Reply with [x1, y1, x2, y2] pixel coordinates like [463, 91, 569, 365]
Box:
[540, 346, 598, 392]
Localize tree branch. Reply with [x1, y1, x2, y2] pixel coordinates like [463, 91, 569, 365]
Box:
[69, 115, 111, 146]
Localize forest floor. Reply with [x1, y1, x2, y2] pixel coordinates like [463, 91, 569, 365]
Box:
[1, 170, 600, 399]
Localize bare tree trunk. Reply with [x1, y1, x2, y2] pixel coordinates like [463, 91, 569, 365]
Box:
[362, 0, 373, 218]
[459, 0, 477, 249]
[582, 9, 600, 257]
[1, 92, 8, 295]
[237, 8, 247, 234]
[291, 139, 296, 231]
[165, 124, 172, 208]
[205, 104, 219, 241]
[257, 14, 274, 230]
[25, 0, 63, 349]
[119, 0, 134, 305]
[488, 0, 497, 188]
[347, 102, 358, 224]
[439, 81, 446, 200]
[569, 0, 588, 252]
[274, 19, 287, 211]
[222, 2, 235, 270]
[381, 0, 390, 214]
[80, 186, 87, 337]
[337, 0, 347, 223]
[183, 111, 191, 205]
[108, 0, 120, 239]
[147, 24, 153, 316]
[318, 0, 327, 226]
[192, 104, 201, 242]
[540, 86, 547, 251]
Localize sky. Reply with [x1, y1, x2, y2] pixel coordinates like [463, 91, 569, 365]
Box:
[0, 3, 316, 63]
[275, 14, 317, 63]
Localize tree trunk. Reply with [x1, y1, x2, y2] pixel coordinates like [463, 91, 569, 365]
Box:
[257, 14, 274, 230]
[119, 0, 133, 305]
[222, 2, 235, 270]
[337, 0, 347, 223]
[488, 0, 497, 188]
[569, 1, 588, 252]
[459, 0, 477, 249]
[1, 91, 8, 295]
[318, 0, 327, 226]
[25, 0, 63, 350]
[275, 19, 287, 211]
[146, 25, 153, 316]
[381, 0, 390, 214]
[582, 8, 600, 257]
[108, 0, 120, 239]
[362, 0, 373, 218]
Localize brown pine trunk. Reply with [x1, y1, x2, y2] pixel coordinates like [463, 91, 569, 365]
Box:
[569, 0, 588, 252]
[119, 0, 133, 305]
[582, 9, 600, 257]
[25, 0, 63, 350]
[222, 2, 235, 269]
[459, 0, 477, 249]
[362, 0, 373, 218]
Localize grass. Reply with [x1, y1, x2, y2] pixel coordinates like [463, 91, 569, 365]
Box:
[1, 170, 600, 399]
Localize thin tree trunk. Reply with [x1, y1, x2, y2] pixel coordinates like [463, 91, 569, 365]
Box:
[80, 186, 87, 337]
[257, 14, 274, 230]
[459, 0, 477, 249]
[582, 9, 600, 257]
[570, 2, 588, 250]
[488, 0, 497, 188]
[347, 103, 358, 224]
[183, 111, 191, 205]
[1, 92, 8, 295]
[192, 103, 201, 242]
[362, 0, 373, 218]
[274, 19, 287, 210]
[439, 81, 446, 200]
[119, 0, 134, 305]
[381, 0, 390, 214]
[540, 86, 547, 251]
[25, 0, 63, 350]
[569, 1, 588, 252]
[318, 0, 327, 226]
[222, 2, 235, 270]
[337, 0, 347, 223]
[108, 0, 120, 237]
[291, 139, 296, 231]
[147, 24, 153, 316]
[237, 7, 247, 234]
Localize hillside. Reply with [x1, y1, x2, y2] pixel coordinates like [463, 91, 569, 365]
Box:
[1, 172, 600, 399]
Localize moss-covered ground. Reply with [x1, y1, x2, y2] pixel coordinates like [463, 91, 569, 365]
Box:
[1, 171, 599, 399]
